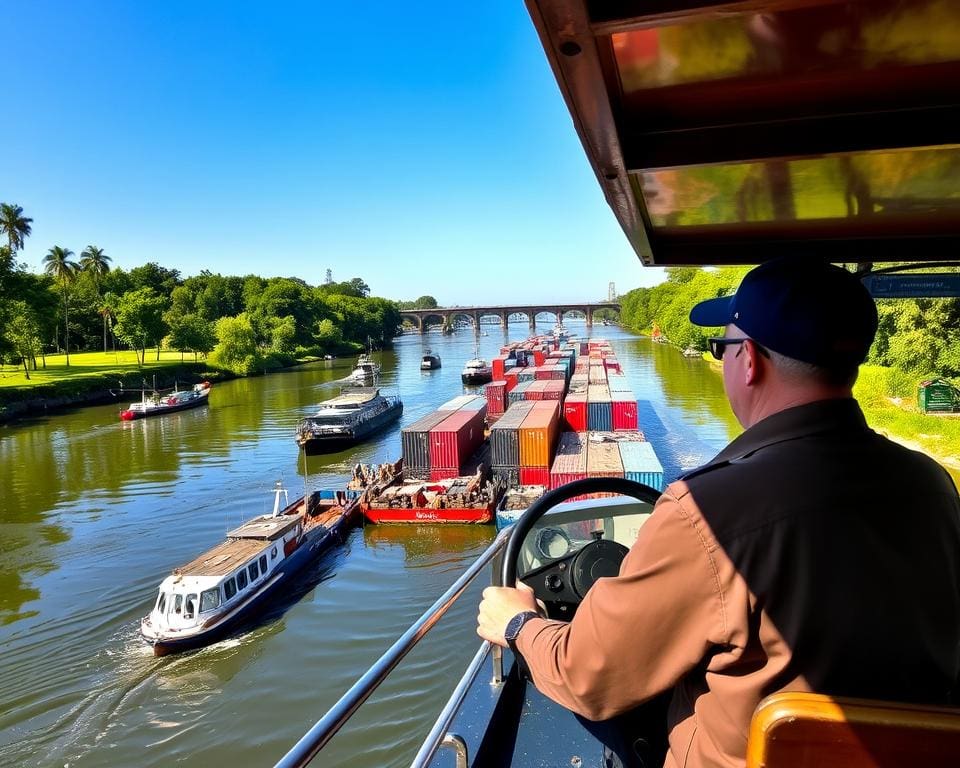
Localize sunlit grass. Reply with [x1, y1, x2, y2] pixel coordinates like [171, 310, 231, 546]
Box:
[0, 350, 206, 389]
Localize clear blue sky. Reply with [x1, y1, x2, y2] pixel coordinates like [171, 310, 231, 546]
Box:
[5, 1, 664, 304]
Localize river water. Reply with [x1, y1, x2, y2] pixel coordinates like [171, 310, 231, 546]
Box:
[0, 322, 746, 767]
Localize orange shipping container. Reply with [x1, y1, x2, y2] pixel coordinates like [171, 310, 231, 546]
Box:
[518, 401, 560, 468]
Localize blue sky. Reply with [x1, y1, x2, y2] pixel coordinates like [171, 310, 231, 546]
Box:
[5, 1, 664, 304]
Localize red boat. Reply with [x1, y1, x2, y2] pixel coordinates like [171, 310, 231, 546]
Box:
[359, 460, 501, 524]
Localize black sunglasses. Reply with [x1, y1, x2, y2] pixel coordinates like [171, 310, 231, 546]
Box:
[707, 337, 769, 361]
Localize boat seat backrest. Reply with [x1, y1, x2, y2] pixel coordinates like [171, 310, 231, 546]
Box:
[746, 692, 960, 768]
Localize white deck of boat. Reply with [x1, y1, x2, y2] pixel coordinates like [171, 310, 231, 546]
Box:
[178, 538, 270, 577]
[322, 389, 379, 406]
[228, 515, 300, 541]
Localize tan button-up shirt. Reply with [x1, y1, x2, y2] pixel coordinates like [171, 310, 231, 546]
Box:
[516, 398, 960, 767]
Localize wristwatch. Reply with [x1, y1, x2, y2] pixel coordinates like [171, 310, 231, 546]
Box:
[504, 610, 541, 654]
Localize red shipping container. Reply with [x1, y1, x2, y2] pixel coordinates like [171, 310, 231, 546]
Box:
[564, 394, 588, 432]
[543, 380, 566, 401]
[612, 397, 638, 431]
[429, 409, 485, 470]
[429, 467, 460, 481]
[533, 350, 545, 366]
[520, 467, 551, 486]
[492, 356, 508, 381]
[485, 381, 507, 415]
[503, 368, 520, 393]
[524, 380, 547, 401]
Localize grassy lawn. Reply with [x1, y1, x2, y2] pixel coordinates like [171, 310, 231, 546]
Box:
[0, 350, 209, 389]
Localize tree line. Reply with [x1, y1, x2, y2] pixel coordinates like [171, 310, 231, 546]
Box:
[0, 203, 404, 377]
[619, 266, 960, 379]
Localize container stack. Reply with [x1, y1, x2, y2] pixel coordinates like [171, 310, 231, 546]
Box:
[548, 431, 664, 495]
[485, 381, 507, 418]
[518, 401, 561, 486]
[401, 396, 488, 481]
[490, 401, 536, 489]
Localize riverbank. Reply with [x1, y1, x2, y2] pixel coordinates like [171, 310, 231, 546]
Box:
[0, 349, 341, 424]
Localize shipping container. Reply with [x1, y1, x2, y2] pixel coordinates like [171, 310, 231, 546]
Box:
[619, 441, 665, 492]
[607, 374, 632, 393]
[401, 410, 452, 470]
[508, 380, 532, 405]
[503, 368, 520, 393]
[612, 396, 639, 431]
[457, 396, 488, 418]
[492, 356, 508, 381]
[429, 409, 486, 470]
[519, 467, 551, 487]
[490, 401, 535, 467]
[518, 401, 560, 467]
[438, 395, 477, 411]
[550, 432, 588, 489]
[429, 467, 461, 482]
[587, 386, 613, 431]
[517, 368, 536, 383]
[485, 381, 507, 415]
[524, 380, 547, 401]
[543, 380, 566, 401]
[586, 436, 624, 477]
[563, 393, 588, 432]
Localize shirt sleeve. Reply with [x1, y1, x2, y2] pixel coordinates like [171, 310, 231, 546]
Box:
[514, 490, 728, 720]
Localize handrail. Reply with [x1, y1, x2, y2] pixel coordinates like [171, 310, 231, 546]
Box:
[273, 526, 513, 768]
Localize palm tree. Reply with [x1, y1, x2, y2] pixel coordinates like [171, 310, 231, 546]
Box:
[80, 245, 112, 351]
[43, 246, 78, 365]
[0, 203, 32, 256]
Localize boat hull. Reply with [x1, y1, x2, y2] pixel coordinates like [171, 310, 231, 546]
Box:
[461, 371, 493, 385]
[142, 503, 359, 656]
[361, 503, 493, 524]
[297, 401, 403, 455]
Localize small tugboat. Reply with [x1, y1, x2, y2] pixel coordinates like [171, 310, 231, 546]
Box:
[140, 482, 362, 656]
[460, 356, 493, 385]
[295, 387, 403, 454]
[360, 460, 503, 524]
[120, 381, 211, 420]
[420, 350, 442, 370]
[349, 352, 380, 382]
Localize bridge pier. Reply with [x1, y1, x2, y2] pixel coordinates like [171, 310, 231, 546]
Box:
[586, 308, 593, 330]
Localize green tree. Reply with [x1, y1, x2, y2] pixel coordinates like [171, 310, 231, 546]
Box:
[268, 315, 297, 355]
[165, 314, 216, 361]
[42, 246, 78, 365]
[0, 203, 32, 262]
[113, 288, 168, 365]
[2, 301, 44, 378]
[414, 295, 438, 309]
[315, 318, 343, 350]
[210, 313, 263, 374]
[79, 245, 112, 351]
[128, 262, 181, 296]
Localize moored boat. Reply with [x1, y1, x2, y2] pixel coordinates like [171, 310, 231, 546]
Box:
[420, 350, 442, 370]
[349, 352, 380, 381]
[295, 387, 402, 454]
[461, 357, 493, 385]
[140, 482, 361, 656]
[120, 381, 211, 420]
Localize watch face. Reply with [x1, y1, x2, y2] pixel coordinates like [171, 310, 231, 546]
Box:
[506, 611, 536, 642]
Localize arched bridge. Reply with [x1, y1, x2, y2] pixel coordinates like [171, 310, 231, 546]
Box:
[400, 302, 619, 333]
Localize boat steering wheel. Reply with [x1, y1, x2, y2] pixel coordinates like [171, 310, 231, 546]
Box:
[501, 478, 662, 616]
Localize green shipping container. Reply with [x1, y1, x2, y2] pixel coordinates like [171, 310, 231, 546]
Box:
[918, 379, 958, 413]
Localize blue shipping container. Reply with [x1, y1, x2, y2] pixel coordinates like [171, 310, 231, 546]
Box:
[619, 442, 665, 492]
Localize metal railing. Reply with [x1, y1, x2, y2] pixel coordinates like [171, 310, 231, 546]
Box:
[273, 526, 512, 768]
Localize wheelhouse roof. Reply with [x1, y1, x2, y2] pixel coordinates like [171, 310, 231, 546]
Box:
[525, 0, 960, 266]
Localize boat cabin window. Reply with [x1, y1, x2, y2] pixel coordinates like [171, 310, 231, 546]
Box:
[200, 588, 220, 612]
[184, 593, 197, 619]
[157, 593, 167, 614]
[236, 570, 248, 591]
[248, 561, 259, 581]
[271, 546, 278, 559]
[259, 555, 267, 573]
[172, 594, 183, 615]
[224, 577, 237, 600]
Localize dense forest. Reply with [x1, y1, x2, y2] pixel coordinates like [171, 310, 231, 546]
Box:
[0, 203, 403, 376]
[618, 266, 960, 378]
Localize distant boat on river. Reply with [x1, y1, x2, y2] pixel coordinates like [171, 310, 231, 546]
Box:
[119, 381, 211, 420]
[295, 387, 403, 454]
[420, 350, 442, 370]
[140, 482, 361, 656]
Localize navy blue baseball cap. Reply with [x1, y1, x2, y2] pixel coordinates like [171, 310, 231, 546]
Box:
[689, 258, 878, 368]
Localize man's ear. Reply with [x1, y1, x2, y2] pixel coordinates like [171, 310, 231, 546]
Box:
[744, 340, 764, 387]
